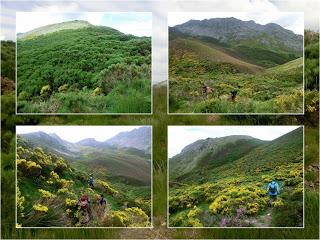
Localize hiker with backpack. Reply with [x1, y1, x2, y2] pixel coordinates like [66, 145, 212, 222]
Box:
[76, 194, 92, 223]
[267, 179, 280, 205]
[97, 194, 107, 207]
[88, 174, 94, 189]
[96, 194, 107, 218]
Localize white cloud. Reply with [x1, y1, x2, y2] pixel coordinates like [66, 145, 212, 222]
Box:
[83, 12, 106, 26]
[16, 125, 147, 143]
[168, 126, 300, 158]
[16, 12, 65, 33]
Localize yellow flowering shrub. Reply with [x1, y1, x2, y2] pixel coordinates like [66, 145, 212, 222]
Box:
[17, 159, 42, 177]
[50, 171, 59, 180]
[65, 198, 77, 207]
[17, 187, 25, 217]
[96, 179, 118, 196]
[38, 189, 55, 199]
[58, 84, 68, 92]
[40, 85, 51, 97]
[170, 206, 203, 227]
[92, 87, 103, 96]
[33, 203, 48, 212]
[109, 207, 150, 227]
[271, 198, 284, 208]
[57, 188, 69, 194]
[209, 185, 268, 216]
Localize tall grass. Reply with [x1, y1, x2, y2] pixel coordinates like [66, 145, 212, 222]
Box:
[1, 84, 319, 239]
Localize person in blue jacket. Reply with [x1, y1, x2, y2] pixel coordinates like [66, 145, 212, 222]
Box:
[88, 174, 94, 189]
[267, 179, 280, 205]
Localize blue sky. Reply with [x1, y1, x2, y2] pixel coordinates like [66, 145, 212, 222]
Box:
[168, 126, 301, 157]
[16, 12, 152, 36]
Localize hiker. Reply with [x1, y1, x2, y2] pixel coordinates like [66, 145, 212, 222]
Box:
[96, 194, 107, 218]
[77, 194, 92, 223]
[202, 85, 215, 98]
[230, 89, 238, 101]
[230, 85, 241, 101]
[96, 194, 107, 207]
[267, 179, 280, 205]
[88, 174, 94, 189]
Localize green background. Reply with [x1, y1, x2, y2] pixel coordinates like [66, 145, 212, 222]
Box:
[1, 31, 319, 239]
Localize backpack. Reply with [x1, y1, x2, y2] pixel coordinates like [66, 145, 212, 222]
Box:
[269, 182, 277, 193]
[99, 198, 106, 205]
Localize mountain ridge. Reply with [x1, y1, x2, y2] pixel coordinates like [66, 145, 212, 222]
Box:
[17, 20, 94, 40]
[170, 127, 303, 181]
[17, 127, 152, 185]
[172, 17, 302, 53]
[19, 127, 151, 151]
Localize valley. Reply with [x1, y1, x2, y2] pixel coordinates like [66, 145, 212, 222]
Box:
[16, 127, 152, 227]
[169, 127, 304, 227]
[169, 17, 303, 113]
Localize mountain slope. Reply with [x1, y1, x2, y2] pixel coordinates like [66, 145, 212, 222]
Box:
[170, 135, 266, 179]
[17, 20, 151, 113]
[170, 38, 263, 73]
[173, 17, 302, 53]
[19, 131, 80, 158]
[169, 128, 303, 227]
[17, 20, 92, 40]
[106, 127, 151, 151]
[170, 17, 303, 68]
[17, 127, 151, 185]
[170, 127, 303, 182]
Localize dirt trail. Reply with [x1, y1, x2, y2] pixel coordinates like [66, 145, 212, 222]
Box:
[246, 208, 272, 227]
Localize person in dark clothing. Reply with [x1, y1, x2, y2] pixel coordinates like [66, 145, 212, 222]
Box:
[88, 174, 94, 189]
[230, 89, 237, 101]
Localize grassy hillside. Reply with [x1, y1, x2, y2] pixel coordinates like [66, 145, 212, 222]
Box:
[16, 137, 151, 227]
[169, 33, 303, 113]
[170, 38, 263, 73]
[170, 136, 265, 179]
[72, 147, 151, 186]
[169, 128, 304, 227]
[17, 21, 151, 113]
[17, 20, 92, 40]
[169, 36, 303, 113]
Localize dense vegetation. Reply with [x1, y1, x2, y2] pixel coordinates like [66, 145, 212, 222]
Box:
[169, 128, 303, 227]
[1, 29, 319, 238]
[17, 21, 151, 113]
[16, 136, 151, 227]
[169, 28, 303, 113]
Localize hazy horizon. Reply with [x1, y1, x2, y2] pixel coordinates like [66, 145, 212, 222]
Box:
[16, 126, 150, 143]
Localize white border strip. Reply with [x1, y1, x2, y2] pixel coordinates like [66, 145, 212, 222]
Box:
[167, 125, 305, 229]
[15, 11, 153, 115]
[15, 125, 154, 229]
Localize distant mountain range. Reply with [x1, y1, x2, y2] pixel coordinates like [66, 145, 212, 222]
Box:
[19, 127, 151, 153]
[170, 17, 303, 68]
[17, 127, 151, 185]
[172, 17, 302, 52]
[170, 127, 303, 180]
